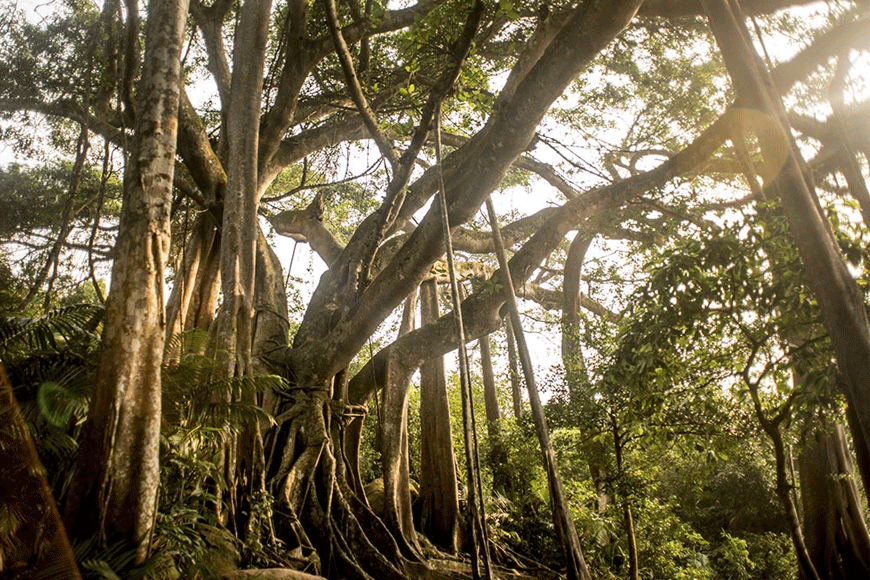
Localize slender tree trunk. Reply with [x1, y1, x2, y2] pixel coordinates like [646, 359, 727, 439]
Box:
[165, 212, 221, 340]
[379, 291, 422, 556]
[845, 403, 870, 501]
[64, 0, 189, 561]
[766, 420, 821, 580]
[612, 423, 639, 580]
[505, 316, 523, 419]
[561, 234, 592, 393]
[418, 278, 460, 552]
[479, 333, 501, 427]
[624, 504, 639, 580]
[703, 0, 870, 507]
[829, 55, 870, 232]
[485, 197, 592, 580]
[560, 234, 614, 525]
[479, 331, 511, 497]
[18, 127, 88, 312]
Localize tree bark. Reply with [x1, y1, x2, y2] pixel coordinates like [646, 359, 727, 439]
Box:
[64, 0, 189, 561]
[768, 419, 820, 580]
[479, 330, 512, 497]
[287, 0, 646, 386]
[213, 0, 273, 533]
[165, 212, 221, 340]
[215, 0, 272, 378]
[479, 333, 501, 427]
[561, 234, 593, 395]
[505, 317, 523, 419]
[611, 421, 639, 580]
[799, 425, 870, 580]
[418, 278, 460, 552]
[378, 291, 421, 556]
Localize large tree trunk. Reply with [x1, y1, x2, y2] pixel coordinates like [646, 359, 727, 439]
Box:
[214, 0, 271, 378]
[270, 1, 646, 575]
[799, 425, 870, 580]
[213, 0, 273, 533]
[703, 0, 870, 506]
[63, 0, 189, 562]
[269, 383, 410, 580]
[418, 278, 461, 552]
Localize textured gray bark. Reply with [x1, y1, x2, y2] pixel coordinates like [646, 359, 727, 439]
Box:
[216, 0, 273, 378]
[213, 0, 274, 532]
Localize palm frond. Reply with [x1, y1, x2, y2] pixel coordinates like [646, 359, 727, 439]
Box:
[37, 381, 88, 428]
[0, 304, 103, 361]
[162, 331, 285, 433]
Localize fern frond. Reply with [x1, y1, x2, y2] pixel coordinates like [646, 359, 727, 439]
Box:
[37, 381, 88, 428]
[0, 304, 103, 360]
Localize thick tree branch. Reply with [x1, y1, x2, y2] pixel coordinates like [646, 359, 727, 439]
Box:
[439, 131, 580, 199]
[347, 93, 730, 407]
[258, 0, 447, 176]
[190, 0, 234, 107]
[770, 14, 870, 95]
[290, 0, 647, 383]
[267, 194, 344, 266]
[177, 89, 226, 204]
[311, 0, 448, 59]
[257, 0, 312, 168]
[261, 117, 369, 189]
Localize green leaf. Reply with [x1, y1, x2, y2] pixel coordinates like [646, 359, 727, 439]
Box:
[37, 380, 86, 427]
